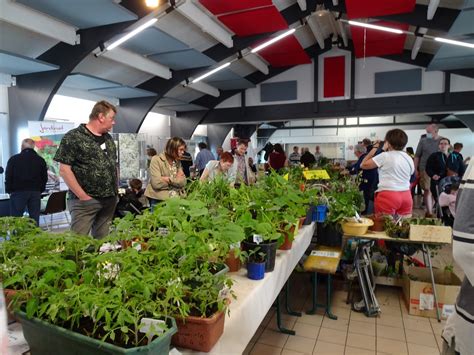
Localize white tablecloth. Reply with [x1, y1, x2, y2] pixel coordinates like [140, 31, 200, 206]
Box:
[182, 223, 316, 355]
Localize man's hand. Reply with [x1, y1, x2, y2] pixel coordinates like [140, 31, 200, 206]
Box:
[79, 194, 93, 201]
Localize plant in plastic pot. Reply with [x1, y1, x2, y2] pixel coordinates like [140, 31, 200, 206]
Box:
[244, 249, 266, 280]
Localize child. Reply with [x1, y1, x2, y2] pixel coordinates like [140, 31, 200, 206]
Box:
[438, 181, 459, 218]
[115, 179, 147, 217]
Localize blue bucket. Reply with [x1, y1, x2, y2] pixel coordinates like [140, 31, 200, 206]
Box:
[247, 262, 265, 280]
[315, 205, 327, 223]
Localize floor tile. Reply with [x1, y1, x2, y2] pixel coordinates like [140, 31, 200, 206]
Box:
[282, 349, 306, 355]
[405, 329, 438, 348]
[344, 346, 376, 355]
[312, 340, 344, 354]
[403, 318, 434, 333]
[330, 306, 351, 320]
[350, 311, 377, 323]
[379, 305, 402, 316]
[296, 313, 324, 327]
[346, 333, 376, 351]
[292, 322, 319, 339]
[250, 342, 282, 355]
[284, 335, 316, 354]
[321, 316, 349, 332]
[317, 327, 347, 345]
[376, 324, 406, 341]
[258, 329, 290, 348]
[268, 316, 297, 331]
[349, 319, 376, 336]
[406, 343, 440, 355]
[376, 337, 408, 354]
[376, 314, 404, 328]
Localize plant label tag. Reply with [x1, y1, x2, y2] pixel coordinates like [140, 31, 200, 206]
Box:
[139, 318, 166, 336]
[132, 242, 142, 252]
[158, 227, 169, 236]
[310, 250, 340, 258]
[253, 234, 263, 244]
[419, 293, 434, 310]
[230, 242, 240, 249]
[442, 304, 455, 318]
[219, 287, 230, 299]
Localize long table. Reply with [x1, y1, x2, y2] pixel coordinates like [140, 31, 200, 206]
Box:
[182, 223, 316, 354]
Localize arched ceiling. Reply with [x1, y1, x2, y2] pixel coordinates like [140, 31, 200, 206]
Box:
[1, 0, 473, 139]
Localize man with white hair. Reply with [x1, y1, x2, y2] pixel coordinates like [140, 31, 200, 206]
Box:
[5, 138, 48, 225]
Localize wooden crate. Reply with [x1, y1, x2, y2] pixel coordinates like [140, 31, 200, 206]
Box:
[409, 224, 452, 244]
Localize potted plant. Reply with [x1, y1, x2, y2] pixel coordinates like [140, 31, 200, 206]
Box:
[244, 249, 266, 280]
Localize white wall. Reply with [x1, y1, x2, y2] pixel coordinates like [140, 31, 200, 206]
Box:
[138, 111, 170, 152]
[45, 95, 97, 125]
[269, 126, 474, 161]
[450, 74, 474, 92]
[245, 62, 314, 106]
[355, 57, 444, 99]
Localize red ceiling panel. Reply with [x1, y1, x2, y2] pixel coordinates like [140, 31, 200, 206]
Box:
[257, 35, 311, 67]
[218, 7, 288, 36]
[199, 0, 272, 15]
[351, 21, 409, 58]
[345, 0, 415, 19]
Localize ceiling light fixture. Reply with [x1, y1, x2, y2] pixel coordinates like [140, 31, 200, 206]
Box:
[191, 62, 231, 84]
[433, 37, 474, 49]
[251, 28, 296, 53]
[106, 18, 157, 50]
[347, 20, 403, 34]
[145, 0, 160, 8]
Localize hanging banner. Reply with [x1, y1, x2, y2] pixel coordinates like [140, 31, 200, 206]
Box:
[28, 121, 74, 192]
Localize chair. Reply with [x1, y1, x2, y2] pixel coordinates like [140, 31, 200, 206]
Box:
[40, 191, 69, 230]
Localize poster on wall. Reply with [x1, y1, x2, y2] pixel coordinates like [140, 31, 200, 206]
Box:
[28, 121, 74, 192]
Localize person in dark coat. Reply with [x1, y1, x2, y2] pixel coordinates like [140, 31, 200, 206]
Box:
[5, 138, 47, 225]
[349, 144, 378, 214]
[447, 142, 465, 177]
[425, 137, 451, 202]
[300, 148, 316, 168]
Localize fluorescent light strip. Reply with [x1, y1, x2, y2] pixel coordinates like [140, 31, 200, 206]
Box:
[107, 18, 158, 50]
[434, 37, 474, 49]
[251, 28, 296, 53]
[348, 20, 403, 34]
[192, 62, 231, 83]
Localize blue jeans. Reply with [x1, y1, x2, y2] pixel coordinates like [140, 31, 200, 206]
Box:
[9, 191, 41, 225]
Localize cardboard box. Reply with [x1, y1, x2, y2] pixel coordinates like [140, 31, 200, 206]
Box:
[409, 224, 452, 244]
[402, 266, 461, 319]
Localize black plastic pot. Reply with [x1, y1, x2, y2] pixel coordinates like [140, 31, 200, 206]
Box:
[242, 240, 278, 272]
[316, 222, 343, 247]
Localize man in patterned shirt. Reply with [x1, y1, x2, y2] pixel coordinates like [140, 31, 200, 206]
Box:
[54, 101, 118, 238]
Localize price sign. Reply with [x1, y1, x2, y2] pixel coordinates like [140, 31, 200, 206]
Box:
[310, 250, 340, 258]
[253, 234, 263, 244]
[303, 170, 330, 180]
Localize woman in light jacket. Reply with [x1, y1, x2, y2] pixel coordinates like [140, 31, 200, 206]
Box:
[145, 137, 186, 207]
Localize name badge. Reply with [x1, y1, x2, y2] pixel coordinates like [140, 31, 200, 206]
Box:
[100, 143, 106, 150]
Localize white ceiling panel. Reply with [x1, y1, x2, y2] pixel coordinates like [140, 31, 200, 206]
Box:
[155, 11, 217, 52]
[273, 0, 297, 11]
[73, 55, 154, 87]
[0, 21, 58, 58]
[229, 60, 258, 77]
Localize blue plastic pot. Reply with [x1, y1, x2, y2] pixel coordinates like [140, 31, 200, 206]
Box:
[247, 262, 265, 280]
[315, 205, 327, 223]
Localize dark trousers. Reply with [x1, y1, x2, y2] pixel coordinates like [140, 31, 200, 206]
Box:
[9, 191, 42, 226]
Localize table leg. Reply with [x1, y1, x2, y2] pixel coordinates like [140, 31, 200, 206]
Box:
[276, 293, 296, 335]
[285, 280, 302, 317]
[326, 274, 338, 320]
[306, 272, 318, 314]
[423, 243, 441, 322]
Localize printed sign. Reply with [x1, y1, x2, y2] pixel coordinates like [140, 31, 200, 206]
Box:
[310, 250, 340, 258]
[303, 170, 330, 180]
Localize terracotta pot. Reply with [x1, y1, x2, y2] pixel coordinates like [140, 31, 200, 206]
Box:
[368, 215, 385, 232]
[279, 224, 296, 250]
[225, 249, 241, 272]
[172, 310, 225, 352]
[298, 216, 306, 229]
[4, 289, 18, 322]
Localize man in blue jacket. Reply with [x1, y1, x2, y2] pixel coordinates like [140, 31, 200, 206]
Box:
[5, 138, 47, 225]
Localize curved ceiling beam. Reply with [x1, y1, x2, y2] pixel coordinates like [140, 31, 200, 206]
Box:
[8, 18, 139, 154]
